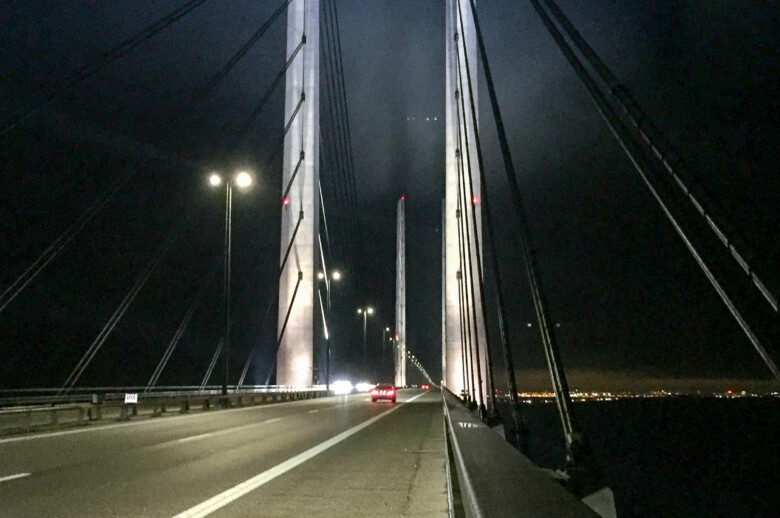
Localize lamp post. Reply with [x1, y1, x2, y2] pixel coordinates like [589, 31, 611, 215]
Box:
[382, 326, 390, 356]
[318, 269, 341, 394]
[209, 170, 253, 396]
[381, 325, 391, 374]
[357, 306, 374, 374]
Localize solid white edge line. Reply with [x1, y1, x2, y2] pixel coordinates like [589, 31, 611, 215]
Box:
[0, 473, 31, 483]
[172, 392, 428, 518]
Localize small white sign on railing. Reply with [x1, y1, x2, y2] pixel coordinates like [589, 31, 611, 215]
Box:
[124, 393, 138, 404]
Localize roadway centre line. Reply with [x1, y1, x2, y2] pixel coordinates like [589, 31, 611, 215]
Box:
[0, 473, 31, 483]
[0, 396, 363, 445]
[176, 418, 282, 444]
[308, 409, 319, 413]
[172, 392, 427, 518]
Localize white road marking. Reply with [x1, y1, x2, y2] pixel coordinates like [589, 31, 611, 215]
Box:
[176, 418, 282, 444]
[0, 473, 31, 483]
[308, 409, 319, 414]
[173, 392, 427, 518]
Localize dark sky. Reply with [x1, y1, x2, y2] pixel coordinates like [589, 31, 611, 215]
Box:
[1, 1, 777, 390]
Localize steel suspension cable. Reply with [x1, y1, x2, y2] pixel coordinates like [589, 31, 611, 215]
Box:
[322, 0, 364, 279]
[527, 0, 779, 382]
[0, 164, 138, 314]
[319, 130, 354, 276]
[459, 0, 582, 461]
[265, 271, 303, 385]
[58, 212, 189, 394]
[456, 210, 476, 403]
[329, 0, 364, 259]
[319, 37, 358, 280]
[1, 6, 287, 315]
[453, 20, 500, 414]
[456, 147, 479, 406]
[540, 0, 777, 312]
[454, 0, 524, 439]
[181, 0, 291, 120]
[232, 34, 306, 149]
[1, 0, 212, 136]
[319, 180, 334, 262]
[146, 265, 217, 390]
[200, 340, 223, 390]
[454, 30, 494, 415]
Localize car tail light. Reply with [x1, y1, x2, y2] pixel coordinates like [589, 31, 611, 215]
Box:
[371, 389, 379, 395]
[387, 389, 395, 396]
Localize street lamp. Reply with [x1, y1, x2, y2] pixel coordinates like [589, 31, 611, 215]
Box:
[382, 326, 391, 355]
[357, 306, 374, 372]
[318, 269, 342, 394]
[209, 170, 253, 396]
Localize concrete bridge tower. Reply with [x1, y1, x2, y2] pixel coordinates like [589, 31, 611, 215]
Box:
[443, 0, 489, 404]
[395, 196, 407, 387]
[276, 0, 319, 387]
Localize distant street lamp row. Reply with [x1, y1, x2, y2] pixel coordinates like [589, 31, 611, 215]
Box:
[206, 171, 391, 389]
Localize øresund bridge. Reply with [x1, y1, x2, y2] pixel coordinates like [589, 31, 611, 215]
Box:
[1, 1, 776, 516]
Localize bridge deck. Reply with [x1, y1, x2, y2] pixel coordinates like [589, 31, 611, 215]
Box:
[0, 389, 447, 517]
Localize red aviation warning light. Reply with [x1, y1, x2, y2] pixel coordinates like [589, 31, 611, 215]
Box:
[401, 195, 405, 201]
[282, 197, 291, 206]
[472, 196, 480, 204]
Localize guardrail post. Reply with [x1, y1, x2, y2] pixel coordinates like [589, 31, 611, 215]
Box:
[90, 394, 103, 421]
[50, 407, 58, 425]
[89, 404, 100, 421]
[118, 404, 130, 421]
[180, 396, 190, 413]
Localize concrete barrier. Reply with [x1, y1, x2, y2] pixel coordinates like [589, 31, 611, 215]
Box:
[1, 389, 327, 435]
[442, 390, 600, 518]
[0, 404, 89, 433]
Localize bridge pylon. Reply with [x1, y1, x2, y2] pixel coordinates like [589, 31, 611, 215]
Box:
[443, 0, 489, 407]
[276, 0, 320, 387]
[395, 196, 407, 388]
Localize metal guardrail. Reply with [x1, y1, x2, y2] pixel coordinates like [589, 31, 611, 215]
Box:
[0, 386, 327, 435]
[442, 389, 600, 518]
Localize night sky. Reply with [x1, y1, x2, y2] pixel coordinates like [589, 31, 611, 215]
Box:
[1, 1, 777, 391]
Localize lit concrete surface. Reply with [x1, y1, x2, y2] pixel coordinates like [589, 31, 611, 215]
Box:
[0, 389, 446, 517]
[211, 389, 447, 517]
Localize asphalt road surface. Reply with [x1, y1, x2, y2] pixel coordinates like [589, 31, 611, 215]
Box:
[0, 389, 448, 517]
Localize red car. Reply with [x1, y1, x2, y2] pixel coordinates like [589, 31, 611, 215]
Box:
[370, 384, 396, 403]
